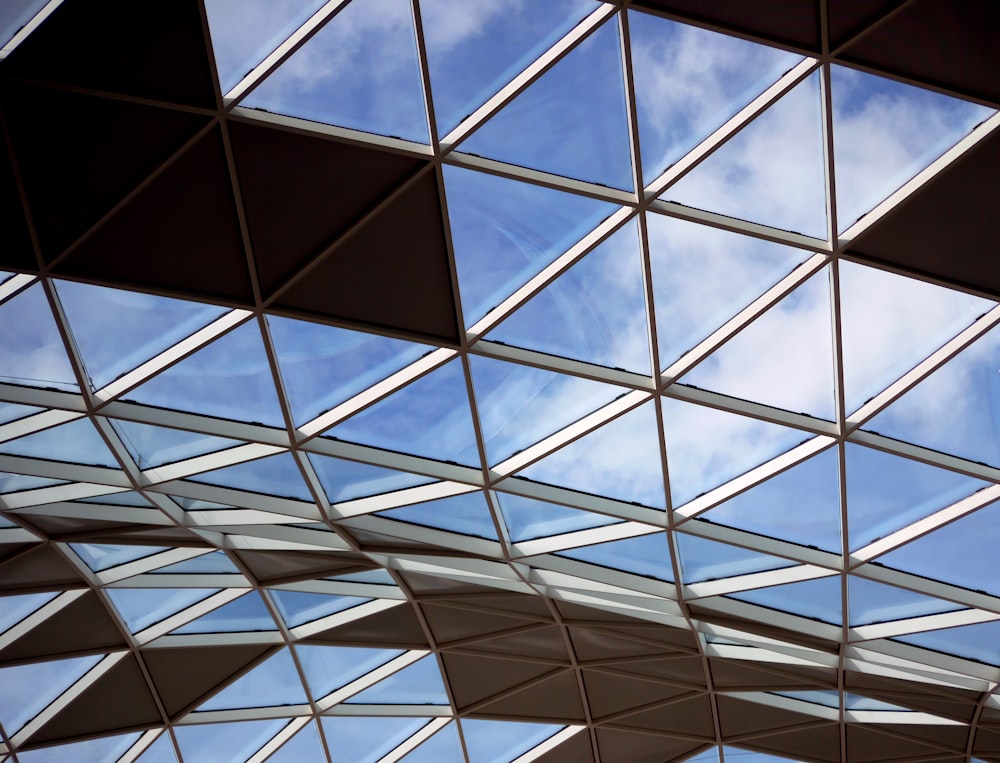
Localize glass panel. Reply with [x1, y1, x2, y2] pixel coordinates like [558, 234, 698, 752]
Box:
[105, 588, 218, 633]
[0, 654, 102, 734]
[896, 619, 1000, 666]
[699, 447, 841, 552]
[346, 655, 449, 704]
[772, 690, 839, 708]
[675, 530, 795, 583]
[444, 164, 615, 326]
[0, 282, 77, 390]
[558, 532, 673, 581]
[187, 452, 312, 501]
[487, 220, 651, 374]
[270, 590, 372, 628]
[832, 64, 994, 231]
[55, 280, 226, 390]
[308, 452, 434, 504]
[461, 16, 633, 190]
[328, 569, 397, 586]
[111, 419, 241, 470]
[134, 731, 178, 763]
[126, 320, 284, 427]
[397, 721, 463, 763]
[268, 315, 430, 426]
[517, 401, 666, 508]
[0, 591, 57, 634]
[847, 576, 963, 626]
[647, 212, 808, 370]
[265, 720, 326, 763]
[324, 358, 478, 465]
[0, 417, 118, 467]
[70, 543, 170, 572]
[198, 648, 307, 710]
[0, 401, 41, 424]
[838, 260, 993, 414]
[496, 491, 621, 542]
[682, 269, 836, 420]
[174, 719, 288, 763]
[729, 575, 842, 624]
[244, 0, 428, 143]
[470, 354, 625, 465]
[16, 732, 141, 763]
[662, 397, 810, 508]
[151, 550, 241, 574]
[379, 491, 498, 540]
[0, 0, 47, 47]
[630, 9, 802, 185]
[664, 72, 827, 238]
[725, 746, 810, 763]
[462, 719, 564, 763]
[321, 716, 431, 763]
[171, 591, 277, 634]
[0, 472, 66, 493]
[295, 644, 402, 699]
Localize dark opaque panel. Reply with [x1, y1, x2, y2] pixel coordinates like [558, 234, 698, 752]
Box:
[846, 726, 952, 763]
[303, 603, 429, 648]
[848, 129, 1000, 296]
[275, 171, 460, 343]
[595, 729, 706, 763]
[827, 0, 901, 49]
[56, 126, 254, 304]
[743, 725, 841, 763]
[0, 544, 84, 590]
[717, 696, 818, 737]
[0, 592, 126, 663]
[0, 0, 216, 108]
[233, 550, 372, 583]
[840, 0, 1000, 104]
[1, 84, 209, 261]
[582, 670, 692, 719]
[529, 730, 595, 763]
[442, 653, 556, 709]
[423, 603, 532, 643]
[227, 120, 426, 296]
[614, 695, 716, 737]
[24, 655, 160, 746]
[633, 0, 821, 51]
[474, 670, 586, 721]
[0, 119, 35, 271]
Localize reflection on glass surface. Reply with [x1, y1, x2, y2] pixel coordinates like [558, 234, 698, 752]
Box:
[55, 280, 226, 391]
[518, 402, 666, 508]
[559, 532, 673, 581]
[444, 164, 614, 326]
[488, 220, 651, 373]
[729, 575, 842, 624]
[0, 654, 102, 734]
[496, 491, 620, 542]
[675, 530, 795, 583]
[172, 591, 276, 634]
[462, 16, 633, 190]
[461, 719, 564, 763]
[174, 719, 287, 763]
[244, 0, 428, 143]
[647, 212, 808, 370]
[847, 576, 963, 626]
[630, 9, 801, 185]
[71, 543, 170, 572]
[308, 452, 434, 504]
[346, 655, 449, 704]
[0, 591, 57, 634]
[295, 644, 401, 699]
[896, 619, 1000, 666]
[321, 716, 432, 763]
[270, 590, 372, 628]
[664, 72, 827, 238]
[0, 282, 77, 391]
[198, 647, 306, 710]
[112, 419, 240, 469]
[187, 452, 312, 501]
[0, 417, 118, 467]
[683, 269, 835, 420]
[831, 65, 994, 231]
[380, 491, 498, 540]
[16, 732, 140, 763]
[839, 260, 993, 414]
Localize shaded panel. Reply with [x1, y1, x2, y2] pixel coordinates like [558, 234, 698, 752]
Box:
[717, 695, 824, 737]
[595, 729, 706, 763]
[0, 545, 84, 590]
[0, 592, 126, 663]
[0, 122, 34, 270]
[475, 670, 586, 722]
[739, 724, 840, 763]
[233, 550, 371, 583]
[828, 0, 900, 48]
[615, 694, 716, 738]
[582, 669, 692, 719]
[303, 603, 428, 648]
[442, 653, 557, 711]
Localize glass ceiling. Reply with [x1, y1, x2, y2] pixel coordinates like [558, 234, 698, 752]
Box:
[2, 1, 1000, 762]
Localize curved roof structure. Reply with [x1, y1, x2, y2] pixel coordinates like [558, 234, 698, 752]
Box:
[2, 1, 1000, 761]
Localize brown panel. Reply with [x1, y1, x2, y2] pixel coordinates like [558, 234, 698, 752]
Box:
[442, 653, 557, 710]
[399, 572, 493, 595]
[614, 656, 708, 686]
[530, 730, 596, 763]
[458, 593, 554, 620]
[846, 725, 950, 763]
[975, 728, 1000, 755]
[736, 724, 840, 763]
[56, 127, 253, 304]
[0, 0, 216, 108]
[1, 84, 208, 260]
[827, 0, 901, 49]
[0, 545, 84, 590]
[595, 729, 705, 763]
[228, 119, 426, 297]
[234, 550, 371, 583]
[466, 625, 570, 662]
[710, 657, 836, 690]
[303, 603, 428, 648]
[275, 171, 460, 344]
[717, 695, 818, 737]
[423, 603, 539, 644]
[839, 0, 1000, 105]
[847, 128, 1000, 297]
[142, 644, 274, 718]
[615, 694, 716, 738]
[0, 592, 126, 663]
[24, 655, 160, 745]
[582, 669, 692, 719]
[570, 626, 677, 661]
[0, 123, 34, 271]
[475, 670, 586, 722]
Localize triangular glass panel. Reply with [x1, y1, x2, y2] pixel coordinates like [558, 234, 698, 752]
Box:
[724, 746, 808, 763]
[0, 472, 66, 494]
[321, 716, 432, 763]
[0, 282, 77, 391]
[558, 532, 673, 581]
[174, 719, 288, 763]
[150, 550, 241, 574]
[630, 10, 803, 185]
[270, 590, 371, 628]
[346, 655, 449, 704]
[848, 575, 964, 626]
[17, 733, 141, 763]
[268, 315, 430, 426]
[266, 720, 326, 763]
[662, 397, 811, 508]
[0, 591, 57, 634]
[844, 442, 988, 551]
[204, 0, 329, 93]
[134, 731, 178, 763]
[487, 220, 651, 373]
[470, 354, 625, 465]
[379, 491, 499, 540]
[0, 654, 102, 735]
[105, 588, 218, 633]
[111, 418, 241, 469]
[495, 491, 621, 542]
[831, 64, 995, 231]
[863, 323, 1000, 467]
[444, 164, 615, 326]
[55, 279, 226, 390]
[324, 358, 478, 465]
[729, 575, 842, 625]
[517, 402, 666, 508]
[839, 260, 994, 414]
[875, 499, 1000, 597]
[308, 452, 433, 504]
[896, 619, 1000, 666]
[0, 1, 47, 47]
[397, 721, 463, 763]
[186, 451, 312, 501]
[70, 543, 170, 572]
[0, 417, 118, 467]
[462, 16, 632, 190]
[682, 269, 836, 420]
[295, 645, 402, 699]
[126, 320, 284, 427]
[462, 719, 564, 763]
[198, 647, 307, 710]
[0, 401, 41, 424]
[663, 72, 827, 238]
[243, 0, 428, 143]
[675, 531, 796, 583]
[647, 212, 808, 370]
[699, 447, 841, 552]
[422, 0, 594, 135]
[171, 591, 277, 634]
